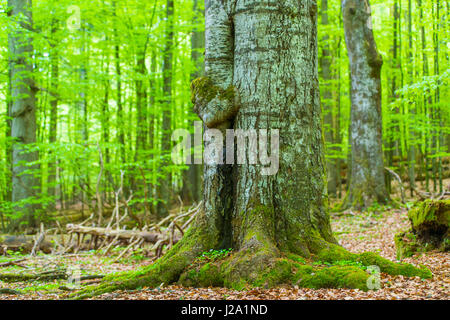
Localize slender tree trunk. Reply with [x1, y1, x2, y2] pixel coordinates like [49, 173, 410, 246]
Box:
[157, 0, 174, 217]
[342, 0, 389, 209]
[407, 0, 416, 196]
[320, 0, 338, 198]
[431, 0, 438, 192]
[113, 0, 126, 168]
[181, 0, 204, 204]
[418, 0, 432, 192]
[8, 0, 39, 231]
[79, 27, 89, 216]
[335, 11, 343, 198]
[386, 1, 398, 195]
[435, 0, 443, 193]
[134, 49, 148, 164]
[48, 17, 59, 209]
[132, 43, 148, 199]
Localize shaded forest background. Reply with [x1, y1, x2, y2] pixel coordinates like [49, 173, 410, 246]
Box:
[0, 0, 448, 232]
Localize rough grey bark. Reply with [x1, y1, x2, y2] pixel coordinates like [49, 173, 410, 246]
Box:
[8, 0, 39, 230]
[320, 0, 338, 198]
[191, 0, 336, 257]
[342, 0, 389, 209]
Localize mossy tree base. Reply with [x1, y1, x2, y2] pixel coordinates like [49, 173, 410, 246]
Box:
[395, 200, 449, 259]
[70, 230, 431, 299]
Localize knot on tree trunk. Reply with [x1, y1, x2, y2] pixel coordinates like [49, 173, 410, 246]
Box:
[190, 76, 239, 128]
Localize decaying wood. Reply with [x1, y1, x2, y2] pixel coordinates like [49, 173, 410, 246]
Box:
[64, 201, 202, 257]
[0, 258, 27, 268]
[0, 269, 104, 283]
[66, 224, 181, 245]
[0, 288, 22, 295]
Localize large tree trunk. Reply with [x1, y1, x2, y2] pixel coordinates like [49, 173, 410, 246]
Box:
[8, 0, 39, 231]
[342, 0, 389, 210]
[72, 0, 431, 298]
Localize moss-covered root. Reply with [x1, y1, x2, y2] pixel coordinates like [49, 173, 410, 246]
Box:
[179, 243, 432, 291]
[69, 239, 431, 298]
[69, 225, 215, 300]
[317, 243, 432, 279]
[179, 255, 371, 291]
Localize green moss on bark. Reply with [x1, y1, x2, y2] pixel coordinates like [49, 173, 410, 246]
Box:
[191, 77, 235, 105]
[317, 243, 431, 279]
[408, 200, 450, 230]
[298, 265, 369, 291]
[395, 231, 422, 259]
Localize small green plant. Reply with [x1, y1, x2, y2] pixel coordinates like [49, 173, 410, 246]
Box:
[331, 260, 367, 270]
[197, 248, 232, 262]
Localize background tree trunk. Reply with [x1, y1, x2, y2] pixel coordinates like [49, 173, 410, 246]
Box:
[47, 16, 59, 209]
[157, 0, 174, 217]
[8, 0, 39, 231]
[181, 0, 204, 204]
[342, 0, 389, 210]
[320, 0, 338, 198]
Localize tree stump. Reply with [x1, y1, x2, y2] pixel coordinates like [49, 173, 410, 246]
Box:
[395, 200, 449, 259]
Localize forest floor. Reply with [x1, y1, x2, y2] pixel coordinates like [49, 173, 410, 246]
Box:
[0, 198, 448, 300]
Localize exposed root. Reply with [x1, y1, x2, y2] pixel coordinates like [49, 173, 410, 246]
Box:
[69, 237, 431, 299]
[69, 217, 217, 299]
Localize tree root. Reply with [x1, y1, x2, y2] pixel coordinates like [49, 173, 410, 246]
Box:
[69, 239, 431, 299]
[69, 224, 213, 299]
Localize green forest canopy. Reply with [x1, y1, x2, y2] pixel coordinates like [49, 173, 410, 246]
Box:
[0, 0, 448, 230]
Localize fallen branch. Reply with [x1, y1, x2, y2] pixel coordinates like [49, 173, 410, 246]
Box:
[385, 167, 406, 203]
[0, 288, 22, 295]
[66, 224, 181, 245]
[30, 223, 46, 257]
[385, 167, 449, 201]
[0, 258, 27, 268]
[0, 269, 104, 283]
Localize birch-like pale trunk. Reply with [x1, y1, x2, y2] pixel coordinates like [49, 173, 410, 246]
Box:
[8, 0, 39, 230]
[342, 0, 389, 209]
